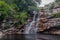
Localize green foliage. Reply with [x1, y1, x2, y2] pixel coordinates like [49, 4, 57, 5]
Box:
[13, 11, 28, 24]
[56, 0, 60, 3]
[0, 1, 11, 28]
[20, 11, 28, 24]
[0, 1, 9, 17]
[53, 12, 60, 18]
[14, 23, 19, 27]
[0, 0, 38, 28]
[15, 0, 38, 12]
[49, 3, 54, 9]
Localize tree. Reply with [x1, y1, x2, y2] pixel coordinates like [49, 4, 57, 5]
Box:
[0, 1, 27, 28]
[0, 1, 9, 20]
[14, 0, 38, 12]
[0, 0, 38, 29]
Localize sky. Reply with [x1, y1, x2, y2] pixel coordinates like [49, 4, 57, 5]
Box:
[39, 0, 55, 7]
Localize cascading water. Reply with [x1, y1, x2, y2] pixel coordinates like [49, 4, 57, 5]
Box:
[24, 0, 41, 34]
[33, 0, 41, 7]
[25, 11, 37, 34]
[25, 11, 40, 34]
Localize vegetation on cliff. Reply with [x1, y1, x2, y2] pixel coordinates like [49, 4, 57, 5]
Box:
[0, 0, 38, 30]
[53, 12, 60, 18]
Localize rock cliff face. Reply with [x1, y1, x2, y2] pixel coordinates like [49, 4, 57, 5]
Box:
[39, 17, 60, 34]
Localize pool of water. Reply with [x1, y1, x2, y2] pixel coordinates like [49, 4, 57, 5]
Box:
[0, 34, 60, 40]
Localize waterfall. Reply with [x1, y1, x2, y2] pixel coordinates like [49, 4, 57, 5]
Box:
[25, 11, 40, 34]
[33, 0, 41, 7]
[24, 0, 41, 34]
[25, 11, 36, 34]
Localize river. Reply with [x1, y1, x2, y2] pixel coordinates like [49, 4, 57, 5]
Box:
[0, 34, 60, 40]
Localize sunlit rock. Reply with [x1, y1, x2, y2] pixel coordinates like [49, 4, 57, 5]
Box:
[0, 31, 5, 38]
